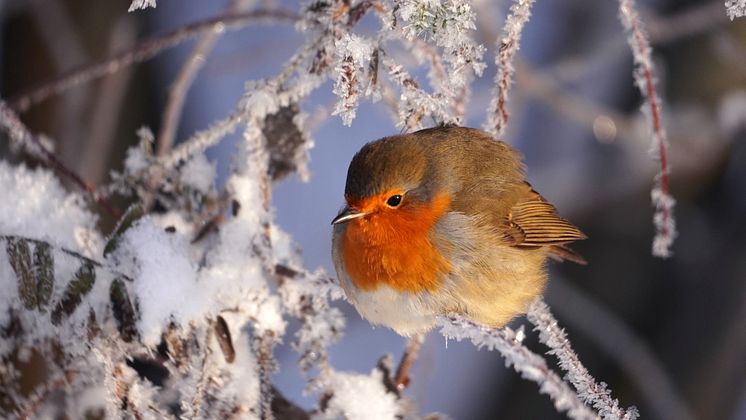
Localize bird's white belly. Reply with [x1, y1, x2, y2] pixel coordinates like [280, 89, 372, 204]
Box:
[345, 284, 440, 336]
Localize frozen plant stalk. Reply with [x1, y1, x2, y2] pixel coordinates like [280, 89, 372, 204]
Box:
[618, 0, 676, 258]
[527, 299, 639, 420]
[486, 0, 536, 136]
[438, 315, 600, 420]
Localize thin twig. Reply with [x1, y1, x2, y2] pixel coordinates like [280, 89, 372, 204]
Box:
[438, 316, 599, 420]
[256, 331, 277, 420]
[527, 298, 638, 420]
[161, 110, 244, 169]
[393, 334, 424, 392]
[618, 0, 676, 258]
[188, 323, 215, 418]
[10, 8, 299, 113]
[157, 0, 253, 156]
[549, 278, 696, 420]
[486, 0, 536, 136]
[0, 100, 120, 218]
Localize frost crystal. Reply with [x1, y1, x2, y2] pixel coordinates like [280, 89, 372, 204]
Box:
[332, 33, 375, 126]
[527, 299, 638, 420]
[398, 0, 486, 89]
[618, 0, 676, 258]
[486, 0, 535, 136]
[438, 315, 600, 420]
[128, 0, 156, 12]
[725, 0, 746, 20]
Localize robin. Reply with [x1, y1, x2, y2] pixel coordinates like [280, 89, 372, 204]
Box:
[331, 127, 586, 336]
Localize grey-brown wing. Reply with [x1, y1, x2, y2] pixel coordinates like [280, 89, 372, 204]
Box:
[453, 181, 587, 264]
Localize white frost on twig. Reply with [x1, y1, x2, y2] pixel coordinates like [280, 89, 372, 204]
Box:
[398, 0, 486, 90]
[332, 33, 375, 126]
[128, 0, 156, 12]
[486, 0, 536, 136]
[280, 268, 345, 371]
[382, 55, 456, 129]
[527, 299, 639, 420]
[618, 0, 676, 258]
[725, 0, 746, 19]
[438, 315, 600, 420]
[161, 111, 243, 169]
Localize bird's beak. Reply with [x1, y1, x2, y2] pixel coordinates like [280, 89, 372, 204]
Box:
[331, 206, 365, 225]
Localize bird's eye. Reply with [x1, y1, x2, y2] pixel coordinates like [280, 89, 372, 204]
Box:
[386, 194, 402, 207]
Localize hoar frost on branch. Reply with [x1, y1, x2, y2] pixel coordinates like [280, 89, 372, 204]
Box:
[618, 0, 677, 258]
[725, 0, 746, 20]
[438, 316, 599, 420]
[128, 0, 156, 13]
[526, 299, 639, 420]
[485, 0, 535, 136]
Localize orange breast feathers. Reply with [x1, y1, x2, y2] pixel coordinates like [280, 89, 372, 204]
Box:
[341, 192, 452, 293]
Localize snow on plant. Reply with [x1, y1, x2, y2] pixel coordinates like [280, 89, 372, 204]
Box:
[332, 33, 376, 125]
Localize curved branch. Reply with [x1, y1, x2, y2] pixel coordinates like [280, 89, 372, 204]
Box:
[9, 8, 299, 113]
[548, 278, 695, 420]
[0, 101, 120, 217]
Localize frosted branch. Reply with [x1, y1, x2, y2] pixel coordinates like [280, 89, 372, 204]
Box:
[438, 316, 599, 420]
[725, 0, 746, 19]
[550, 278, 696, 420]
[161, 110, 244, 169]
[486, 0, 536, 136]
[256, 331, 279, 420]
[618, 0, 676, 258]
[332, 33, 375, 126]
[527, 299, 638, 420]
[397, 0, 486, 89]
[128, 0, 156, 12]
[381, 54, 456, 129]
[0, 100, 119, 217]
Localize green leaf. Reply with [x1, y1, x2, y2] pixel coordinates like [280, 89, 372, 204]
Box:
[33, 242, 54, 309]
[103, 204, 144, 257]
[7, 238, 35, 310]
[51, 261, 96, 325]
[109, 277, 137, 342]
